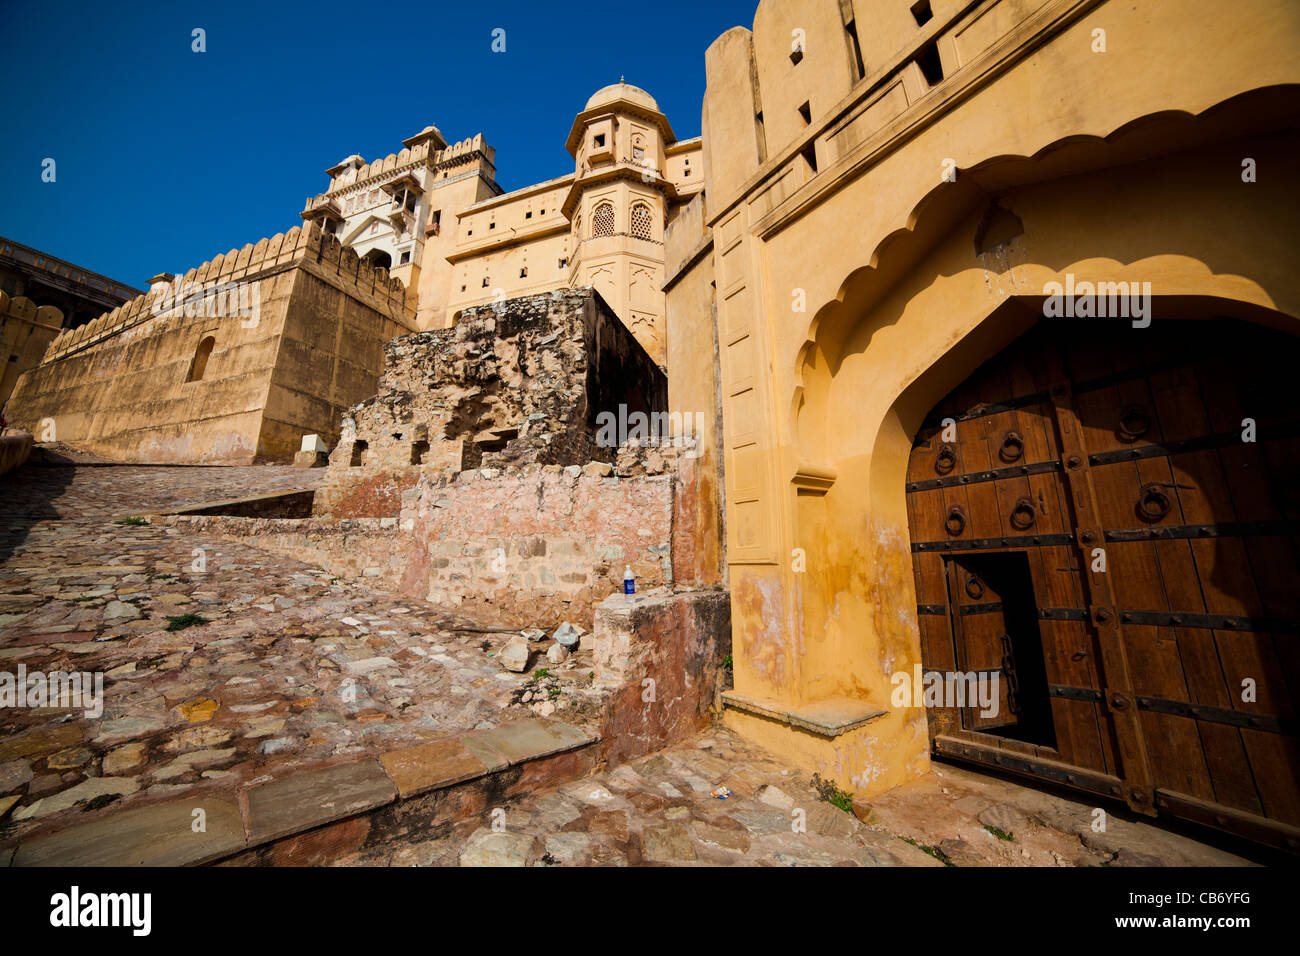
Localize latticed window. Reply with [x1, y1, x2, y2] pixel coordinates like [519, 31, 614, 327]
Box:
[630, 202, 653, 241]
[592, 201, 616, 238]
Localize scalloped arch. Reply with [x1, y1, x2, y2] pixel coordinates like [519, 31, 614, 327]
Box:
[789, 88, 1298, 401]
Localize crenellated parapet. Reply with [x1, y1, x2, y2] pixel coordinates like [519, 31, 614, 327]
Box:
[431, 134, 495, 170]
[0, 290, 63, 332]
[306, 227, 413, 320]
[0, 290, 64, 407]
[39, 223, 413, 366]
[306, 133, 496, 211]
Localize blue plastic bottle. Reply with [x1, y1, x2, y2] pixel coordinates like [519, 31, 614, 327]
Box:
[623, 565, 635, 595]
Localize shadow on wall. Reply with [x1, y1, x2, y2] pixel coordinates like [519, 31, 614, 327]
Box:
[583, 287, 668, 443]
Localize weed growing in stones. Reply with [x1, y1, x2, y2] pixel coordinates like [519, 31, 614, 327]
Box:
[811, 772, 854, 813]
[901, 835, 955, 866]
[985, 825, 1015, 842]
[115, 517, 148, 526]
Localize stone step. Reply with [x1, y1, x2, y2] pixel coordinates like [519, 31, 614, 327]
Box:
[8, 717, 598, 867]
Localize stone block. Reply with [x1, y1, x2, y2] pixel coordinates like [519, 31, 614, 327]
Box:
[245, 759, 397, 845]
[459, 827, 535, 866]
[0, 724, 83, 762]
[461, 718, 596, 768]
[378, 737, 489, 798]
[13, 796, 245, 866]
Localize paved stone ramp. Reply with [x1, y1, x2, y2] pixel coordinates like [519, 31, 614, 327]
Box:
[0, 463, 605, 865]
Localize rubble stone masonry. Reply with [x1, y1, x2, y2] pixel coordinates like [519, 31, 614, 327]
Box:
[399, 466, 674, 630]
[313, 287, 666, 518]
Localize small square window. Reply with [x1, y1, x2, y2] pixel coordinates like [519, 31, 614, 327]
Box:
[525, 211, 532, 219]
[558, 258, 568, 269]
[482, 277, 489, 287]
[489, 222, 496, 229]
[593, 134, 606, 148]
[400, 251, 410, 264]
[520, 267, 527, 278]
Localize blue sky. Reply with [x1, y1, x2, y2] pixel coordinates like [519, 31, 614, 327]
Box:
[1, 0, 756, 287]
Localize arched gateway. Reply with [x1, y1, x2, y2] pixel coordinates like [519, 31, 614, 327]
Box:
[905, 314, 1300, 846]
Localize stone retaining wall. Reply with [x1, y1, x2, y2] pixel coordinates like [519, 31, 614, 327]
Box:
[399, 467, 675, 629]
[161, 515, 408, 592]
[163, 466, 679, 629]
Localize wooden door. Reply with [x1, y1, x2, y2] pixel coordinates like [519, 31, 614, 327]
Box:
[905, 317, 1300, 850]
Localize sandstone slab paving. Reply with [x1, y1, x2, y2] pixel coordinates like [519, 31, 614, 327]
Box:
[0, 463, 606, 862]
[346, 728, 1259, 867]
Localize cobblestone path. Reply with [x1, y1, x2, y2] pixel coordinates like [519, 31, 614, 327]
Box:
[0, 463, 602, 856]
[354, 727, 1255, 867]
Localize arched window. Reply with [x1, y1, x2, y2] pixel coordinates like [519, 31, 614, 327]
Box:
[592, 201, 615, 238]
[630, 202, 654, 241]
[362, 249, 391, 270]
[187, 336, 215, 383]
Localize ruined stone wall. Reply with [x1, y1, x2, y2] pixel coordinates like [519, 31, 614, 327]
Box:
[6, 224, 414, 464]
[313, 287, 666, 518]
[397, 466, 674, 630]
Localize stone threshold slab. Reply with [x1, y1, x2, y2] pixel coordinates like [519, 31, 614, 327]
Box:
[8, 716, 597, 867]
[721, 691, 887, 738]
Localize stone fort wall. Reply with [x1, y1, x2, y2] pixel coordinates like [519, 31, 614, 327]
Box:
[6, 223, 415, 464]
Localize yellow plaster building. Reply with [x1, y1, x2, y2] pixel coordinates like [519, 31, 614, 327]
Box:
[303, 83, 703, 365]
[666, 0, 1300, 848]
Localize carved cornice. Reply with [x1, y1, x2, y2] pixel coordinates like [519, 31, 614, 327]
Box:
[791, 463, 837, 494]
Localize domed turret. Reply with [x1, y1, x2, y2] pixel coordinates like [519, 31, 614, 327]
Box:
[566, 81, 676, 158]
[584, 82, 659, 113]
